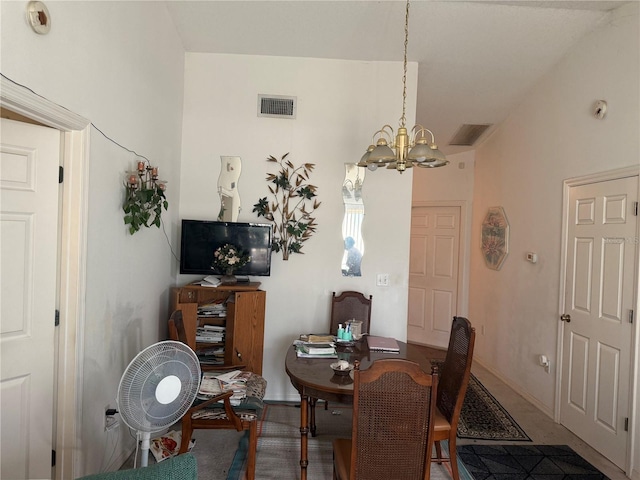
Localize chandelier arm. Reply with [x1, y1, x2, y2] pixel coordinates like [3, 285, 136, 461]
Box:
[411, 125, 436, 144]
[380, 124, 395, 135]
[373, 126, 395, 144]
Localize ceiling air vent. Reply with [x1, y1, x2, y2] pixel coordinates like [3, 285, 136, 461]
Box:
[449, 124, 492, 146]
[258, 95, 297, 119]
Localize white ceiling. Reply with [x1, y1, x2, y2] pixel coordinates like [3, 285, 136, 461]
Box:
[165, 1, 630, 154]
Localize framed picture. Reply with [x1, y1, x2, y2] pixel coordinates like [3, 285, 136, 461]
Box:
[481, 206, 509, 270]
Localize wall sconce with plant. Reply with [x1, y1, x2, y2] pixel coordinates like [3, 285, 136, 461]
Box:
[123, 159, 168, 235]
[253, 153, 321, 260]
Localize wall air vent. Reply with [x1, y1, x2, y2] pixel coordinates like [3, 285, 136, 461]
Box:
[258, 95, 297, 119]
[449, 124, 492, 146]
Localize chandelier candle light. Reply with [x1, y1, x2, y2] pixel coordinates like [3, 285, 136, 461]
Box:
[357, 0, 448, 173]
[123, 159, 168, 234]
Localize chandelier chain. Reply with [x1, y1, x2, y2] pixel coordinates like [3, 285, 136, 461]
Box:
[400, 0, 410, 129]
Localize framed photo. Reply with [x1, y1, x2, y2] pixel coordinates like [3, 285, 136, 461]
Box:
[481, 206, 509, 270]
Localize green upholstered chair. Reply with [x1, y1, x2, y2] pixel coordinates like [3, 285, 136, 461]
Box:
[169, 308, 267, 480]
[76, 452, 196, 480]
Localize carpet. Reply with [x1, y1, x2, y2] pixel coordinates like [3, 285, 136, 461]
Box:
[450, 370, 530, 441]
[229, 402, 473, 480]
[457, 444, 609, 480]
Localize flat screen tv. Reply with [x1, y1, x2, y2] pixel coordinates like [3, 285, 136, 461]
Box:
[180, 220, 273, 276]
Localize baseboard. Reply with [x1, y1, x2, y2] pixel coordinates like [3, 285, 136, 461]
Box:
[473, 357, 554, 419]
[631, 467, 639, 480]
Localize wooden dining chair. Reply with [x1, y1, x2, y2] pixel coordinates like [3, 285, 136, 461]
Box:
[329, 291, 373, 336]
[332, 359, 439, 480]
[432, 316, 475, 480]
[169, 309, 266, 480]
[311, 291, 373, 429]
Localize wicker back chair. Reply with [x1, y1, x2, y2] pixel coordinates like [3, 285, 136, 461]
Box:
[333, 359, 438, 480]
[311, 291, 373, 431]
[433, 316, 475, 480]
[330, 291, 372, 336]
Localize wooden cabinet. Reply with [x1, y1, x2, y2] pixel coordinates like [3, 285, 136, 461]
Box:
[170, 283, 266, 375]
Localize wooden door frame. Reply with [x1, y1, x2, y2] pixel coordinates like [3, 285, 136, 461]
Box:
[1, 77, 90, 480]
[556, 165, 639, 477]
[410, 200, 470, 319]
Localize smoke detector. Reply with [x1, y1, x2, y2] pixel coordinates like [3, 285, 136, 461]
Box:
[27, 1, 51, 35]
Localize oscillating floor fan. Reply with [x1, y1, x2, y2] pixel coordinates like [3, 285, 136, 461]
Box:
[117, 340, 201, 467]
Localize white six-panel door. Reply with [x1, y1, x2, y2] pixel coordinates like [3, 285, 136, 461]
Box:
[408, 205, 460, 348]
[1, 118, 60, 480]
[560, 174, 638, 469]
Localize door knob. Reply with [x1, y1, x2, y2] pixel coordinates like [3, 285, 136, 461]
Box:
[560, 314, 571, 323]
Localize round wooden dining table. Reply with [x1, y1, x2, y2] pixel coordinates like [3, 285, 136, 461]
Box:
[285, 339, 440, 480]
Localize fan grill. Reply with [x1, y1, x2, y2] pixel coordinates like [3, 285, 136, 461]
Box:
[117, 341, 200, 433]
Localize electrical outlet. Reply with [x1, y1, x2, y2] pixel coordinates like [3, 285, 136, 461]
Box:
[105, 416, 119, 431]
[105, 406, 119, 432]
[539, 354, 551, 373]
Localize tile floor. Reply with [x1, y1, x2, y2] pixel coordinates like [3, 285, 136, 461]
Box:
[466, 362, 629, 480]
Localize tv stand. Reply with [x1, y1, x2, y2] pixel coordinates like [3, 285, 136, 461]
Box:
[169, 282, 265, 374]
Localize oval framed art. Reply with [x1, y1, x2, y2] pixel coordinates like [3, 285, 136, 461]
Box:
[481, 206, 509, 270]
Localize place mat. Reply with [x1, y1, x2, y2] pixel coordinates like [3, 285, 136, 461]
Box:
[432, 360, 531, 441]
[457, 444, 608, 479]
[458, 373, 531, 441]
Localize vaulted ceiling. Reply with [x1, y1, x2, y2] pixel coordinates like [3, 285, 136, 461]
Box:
[165, 1, 629, 154]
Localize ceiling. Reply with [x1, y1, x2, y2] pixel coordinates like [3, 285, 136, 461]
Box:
[165, 1, 630, 154]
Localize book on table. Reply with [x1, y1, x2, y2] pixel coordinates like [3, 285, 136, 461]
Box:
[292, 337, 337, 358]
[306, 334, 335, 343]
[294, 345, 337, 358]
[299, 343, 336, 355]
[295, 349, 337, 358]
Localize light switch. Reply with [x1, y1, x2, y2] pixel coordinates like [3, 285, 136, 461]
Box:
[376, 273, 389, 287]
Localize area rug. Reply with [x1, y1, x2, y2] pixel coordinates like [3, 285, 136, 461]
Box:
[431, 360, 530, 441]
[229, 402, 473, 480]
[457, 444, 608, 480]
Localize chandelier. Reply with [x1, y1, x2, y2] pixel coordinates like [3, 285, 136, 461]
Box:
[357, 0, 448, 173]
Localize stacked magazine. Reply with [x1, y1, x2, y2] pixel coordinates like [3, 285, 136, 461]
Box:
[197, 301, 226, 318]
[196, 324, 225, 343]
[198, 370, 252, 406]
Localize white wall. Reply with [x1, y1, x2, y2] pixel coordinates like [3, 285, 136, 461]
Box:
[1, 2, 185, 475]
[469, 3, 639, 474]
[178, 53, 417, 400]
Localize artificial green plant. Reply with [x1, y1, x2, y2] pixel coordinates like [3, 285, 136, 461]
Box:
[252, 153, 321, 260]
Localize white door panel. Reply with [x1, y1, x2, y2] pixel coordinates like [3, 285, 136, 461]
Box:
[408, 205, 460, 347]
[1, 118, 60, 480]
[561, 175, 637, 470]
